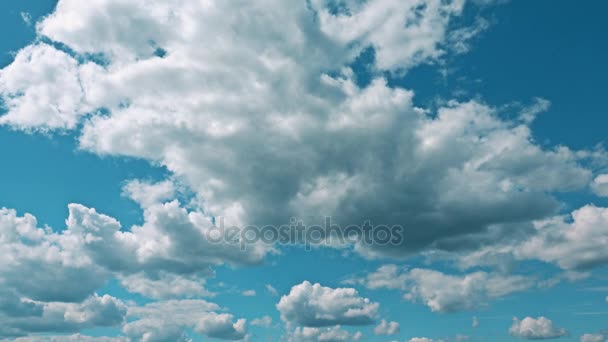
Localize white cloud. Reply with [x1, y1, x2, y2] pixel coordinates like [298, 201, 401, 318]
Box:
[352, 265, 532, 312]
[289, 326, 362, 342]
[374, 319, 400, 335]
[241, 290, 256, 297]
[591, 174, 608, 197]
[277, 281, 378, 327]
[408, 338, 445, 342]
[472, 316, 479, 328]
[124, 300, 247, 341]
[509, 317, 568, 340]
[0, 44, 91, 131]
[0, 0, 590, 262]
[119, 272, 213, 299]
[580, 334, 606, 342]
[266, 284, 279, 296]
[516, 205, 608, 270]
[250, 315, 272, 328]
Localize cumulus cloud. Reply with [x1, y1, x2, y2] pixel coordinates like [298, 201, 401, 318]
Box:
[509, 317, 568, 340]
[277, 281, 378, 327]
[0, 0, 592, 261]
[580, 334, 607, 342]
[0, 293, 126, 339]
[124, 299, 247, 341]
[289, 326, 362, 342]
[374, 319, 400, 335]
[0, 191, 259, 337]
[350, 265, 532, 312]
[241, 290, 256, 297]
[591, 174, 608, 197]
[250, 316, 273, 328]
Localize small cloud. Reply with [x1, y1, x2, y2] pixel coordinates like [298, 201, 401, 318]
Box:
[374, 319, 400, 335]
[251, 315, 272, 328]
[20, 12, 32, 26]
[509, 316, 568, 340]
[241, 290, 256, 297]
[472, 316, 479, 328]
[266, 284, 278, 296]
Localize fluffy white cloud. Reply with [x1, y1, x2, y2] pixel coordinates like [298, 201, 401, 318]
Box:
[277, 281, 378, 327]
[0, 294, 126, 339]
[289, 326, 362, 342]
[124, 299, 247, 341]
[0, 190, 261, 337]
[250, 315, 273, 328]
[580, 334, 607, 342]
[509, 317, 568, 340]
[351, 265, 532, 312]
[241, 290, 256, 297]
[0, 44, 92, 130]
[1, 0, 594, 261]
[408, 338, 445, 342]
[591, 174, 608, 197]
[374, 319, 400, 335]
[504, 205, 608, 271]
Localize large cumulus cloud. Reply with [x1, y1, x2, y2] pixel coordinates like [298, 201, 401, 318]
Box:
[1, 0, 595, 259]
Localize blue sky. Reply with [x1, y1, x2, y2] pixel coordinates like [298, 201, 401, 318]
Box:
[1, 1, 608, 341]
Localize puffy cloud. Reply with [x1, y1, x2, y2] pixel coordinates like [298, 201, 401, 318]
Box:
[515, 205, 608, 270]
[266, 284, 279, 296]
[289, 326, 362, 342]
[580, 334, 607, 342]
[118, 272, 213, 299]
[241, 290, 256, 297]
[351, 265, 532, 312]
[0, 44, 92, 131]
[0, 194, 261, 337]
[0, 0, 588, 261]
[277, 281, 379, 327]
[509, 317, 568, 340]
[250, 315, 273, 328]
[124, 300, 247, 341]
[0, 294, 126, 338]
[374, 319, 400, 335]
[591, 174, 608, 197]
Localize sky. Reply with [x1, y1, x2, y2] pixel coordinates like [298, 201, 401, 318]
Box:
[0, 1, 608, 341]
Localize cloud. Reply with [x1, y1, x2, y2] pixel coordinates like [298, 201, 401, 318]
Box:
[266, 284, 279, 296]
[250, 316, 272, 328]
[515, 205, 608, 270]
[118, 272, 213, 299]
[591, 174, 608, 197]
[241, 290, 256, 297]
[472, 316, 479, 328]
[509, 317, 568, 340]
[408, 338, 445, 342]
[580, 334, 607, 342]
[0, 0, 589, 262]
[288, 326, 362, 342]
[277, 281, 378, 327]
[0, 44, 91, 131]
[124, 299, 247, 341]
[0, 294, 126, 339]
[0, 194, 262, 337]
[351, 265, 532, 312]
[374, 319, 400, 335]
